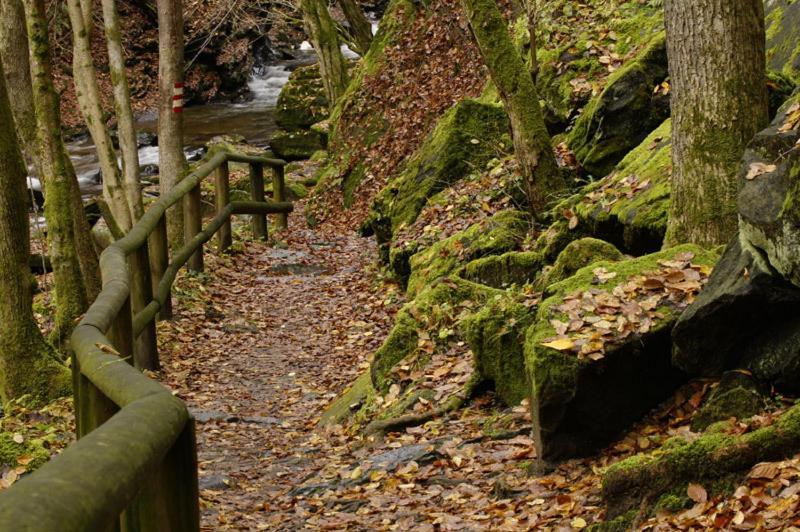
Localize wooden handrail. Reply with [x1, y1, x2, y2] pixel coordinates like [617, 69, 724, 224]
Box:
[0, 147, 291, 531]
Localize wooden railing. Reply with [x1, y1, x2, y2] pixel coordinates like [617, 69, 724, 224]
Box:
[0, 147, 292, 531]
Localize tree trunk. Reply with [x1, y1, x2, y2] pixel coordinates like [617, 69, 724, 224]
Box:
[524, 0, 538, 82]
[664, 0, 768, 247]
[67, 0, 134, 232]
[101, 0, 143, 221]
[461, 0, 564, 213]
[157, 0, 188, 247]
[0, 0, 38, 162]
[24, 0, 94, 341]
[0, 59, 70, 406]
[300, 0, 350, 106]
[338, 0, 372, 56]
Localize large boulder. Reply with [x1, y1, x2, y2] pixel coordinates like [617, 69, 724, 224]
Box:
[673, 94, 800, 391]
[566, 35, 670, 178]
[274, 64, 329, 130]
[269, 129, 327, 161]
[525, 245, 718, 461]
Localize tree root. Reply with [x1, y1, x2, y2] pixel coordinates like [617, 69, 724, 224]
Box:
[602, 403, 800, 519]
[364, 374, 481, 435]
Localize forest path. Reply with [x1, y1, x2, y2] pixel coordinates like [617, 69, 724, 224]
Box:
[158, 204, 400, 529]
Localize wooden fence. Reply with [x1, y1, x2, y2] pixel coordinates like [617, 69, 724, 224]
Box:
[0, 148, 292, 531]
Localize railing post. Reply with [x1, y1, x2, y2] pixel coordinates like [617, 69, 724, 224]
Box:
[108, 295, 134, 364]
[249, 162, 267, 240]
[271, 164, 288, 230]
[184, 182, 204, 272]
[122, 418, 200, 532]
[130, 243, 160, 371]
[215, 160, 232, 252]
[149, 214, 172, 320]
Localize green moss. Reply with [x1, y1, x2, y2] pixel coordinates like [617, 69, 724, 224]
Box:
[462, 251, 543, 289]
[318, 372, 374, 426]
[567, 34, 669, 177]
[556, 120, 672, 254]
[269, 129, 327, 161]
[406, 210, 530, 296]
[370, 276, 499, 391]
[462, 293, 536, 406]
[653, 493, 690, 514]
[367, 98, 511, 247]
[275, 64, 329, 130]
[536, 237, 623, 291]
[0, 432, 50, 469]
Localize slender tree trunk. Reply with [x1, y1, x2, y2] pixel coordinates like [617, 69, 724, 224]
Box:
[24, 0, 94, 340]
[101, 0, 143, 220]
[0, 59, 70, 406]
[664, 0, 769, 247]
[157, 0, 188, 247]
[461, 0, 564, 213]
[300, 0, 349, 106]
[67, 0, 134, 232]
[338, 0, 372, 56]
[525, 0, 538, 82]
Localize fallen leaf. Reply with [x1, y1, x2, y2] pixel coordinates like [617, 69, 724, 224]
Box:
[687, 483, 707, 503]
[746, 162, 777, 180]
[541, 338, 575, 351]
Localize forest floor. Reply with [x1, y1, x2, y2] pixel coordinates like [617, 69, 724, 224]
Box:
[147, 184, 800, 530]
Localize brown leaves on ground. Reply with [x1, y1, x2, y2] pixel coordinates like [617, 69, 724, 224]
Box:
[542, 252, 710, 360]
[308, 0, 487, 230]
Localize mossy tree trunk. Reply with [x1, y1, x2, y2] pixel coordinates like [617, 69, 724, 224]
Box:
[157, 0, 188, 247]
[101, 0, 143, 221]
[0, 60, 70, 406]
[67, 0, 134, 232]
[300, 0, 350, 107]
[24, 0, 96, 340]
[338, 0, 373, 56]
[461, 0, 564, 213]
[664, 0, 769, 247]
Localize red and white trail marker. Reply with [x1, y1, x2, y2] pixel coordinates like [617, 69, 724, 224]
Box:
[172, 82, 184, 113]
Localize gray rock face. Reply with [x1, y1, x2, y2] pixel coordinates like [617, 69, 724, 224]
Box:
[673, 94, 800, 392]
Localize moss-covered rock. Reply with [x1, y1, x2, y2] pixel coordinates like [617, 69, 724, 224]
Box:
[370, 276, 499, 391]
[463, 295, 536, 406]
[602, 403, 800, 518]
[536, 237, 623, 291]
[526, 244, 719, 461]
[269, 129, 327, 161]
[533, 0, 665, 129]
[567, 35, 669, 177]
[691, 371, 767, 432]
[406, 210, 530, 296]
[766, 0, 800, 84]
[275, 64, 329, 130]
[366, 98, 511, 250]
[462, 251, 542, 289]
[557, 119, 672, 255]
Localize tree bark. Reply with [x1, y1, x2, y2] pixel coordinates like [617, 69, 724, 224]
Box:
[300, 0, 349, 106]
[524, 0, 538, 82]
[0, 58, 70, 405]
[461, 0, 564, 213]
[338, 0, 372, 56]
[101, 0, 143, 221]
[0, 0, 38, 162]
[664, 0, 769, 247]
[67, 0, 134, 232]
[157, 0, 188, 247]
[24, 0, 94, 340]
